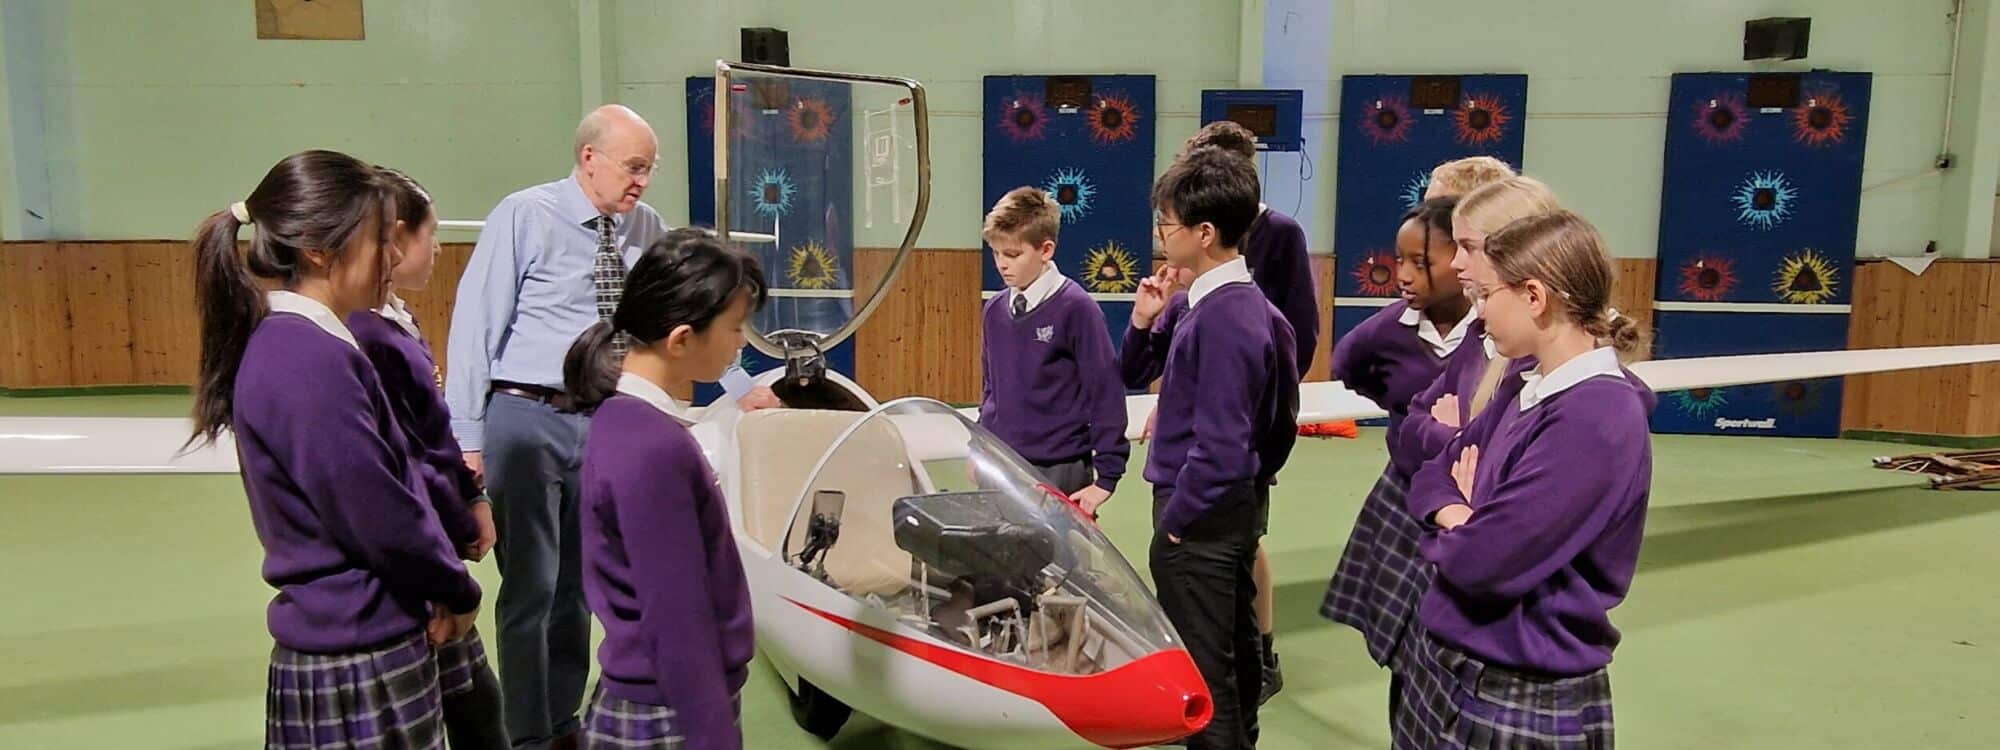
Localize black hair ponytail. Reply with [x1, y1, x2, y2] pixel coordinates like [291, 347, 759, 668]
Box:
[563, 227, 770, 410]
[188, 150, 393, 446]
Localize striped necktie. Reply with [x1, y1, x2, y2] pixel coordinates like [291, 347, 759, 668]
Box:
[593, 215, 627, 357]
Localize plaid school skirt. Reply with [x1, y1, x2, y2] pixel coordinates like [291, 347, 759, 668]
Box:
[1321, 464, 1430, 666]
[435, 627, 489, 698]
[583, 682, 685, 749]
[266, 631, 444, 750]
[1400, 633, 1617, 750]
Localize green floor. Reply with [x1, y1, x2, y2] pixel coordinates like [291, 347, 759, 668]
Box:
[3, 394, 1997, 748]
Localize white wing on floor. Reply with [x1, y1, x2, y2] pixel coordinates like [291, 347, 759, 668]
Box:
[10, 344, 2000, 474]
[1622, 344, 2000, 392]
[0, 417, 236, 474]
[1285, 343, 2000, 427]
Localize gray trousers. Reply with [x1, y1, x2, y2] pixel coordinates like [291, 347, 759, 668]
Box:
[484, 393, 592, 749]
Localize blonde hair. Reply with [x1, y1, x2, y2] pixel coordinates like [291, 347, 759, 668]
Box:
[1485, 211, 1650, 362]
[982, 186, 1061, 248]
[1429, 156, 1515, 199]
[1453, 176, 1560, 239]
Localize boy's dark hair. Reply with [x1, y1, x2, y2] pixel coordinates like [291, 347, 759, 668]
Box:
[1151, 146, 1261, 249]
[1182, 120, 1259, 161]
[563, 227, 769, 409]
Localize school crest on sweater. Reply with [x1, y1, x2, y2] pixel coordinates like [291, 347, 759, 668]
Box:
[1035, 325, 1055, 343]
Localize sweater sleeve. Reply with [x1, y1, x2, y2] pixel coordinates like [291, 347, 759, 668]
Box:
[1071, 301, 1130, 491]
[1420, 396, 1649, 603]
[1330, 317, 1392, 408]
[357, 325, 481, 546]
[1395, 370, 1461, 478]
[1158, 311, 1267, 537]
[1119, 295, 1184, 389]
[621, 435, 745, 749]
[268, 352, 480, 615]
[1273, 223, 1320, 374]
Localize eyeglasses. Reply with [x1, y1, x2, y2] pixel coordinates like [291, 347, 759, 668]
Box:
[1154, 222, 1188, 241]
[596, 149, 659, 178]
[1469, 282, 1510, 301]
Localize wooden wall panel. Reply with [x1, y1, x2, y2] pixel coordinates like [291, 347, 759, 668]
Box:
[1971, 268, 2000, 435]
[1612, 258, 1656, 348]
[1307, 255, 1335, 382]
[60, 243, 139, 386]
[852, 248, 984, 404]
[401, 243, 476, 372]
[2, 243, 75, 387]
[1841, 259, 2000, 437]
[125, 242, 199, 384]
[0, 247, 20, 386]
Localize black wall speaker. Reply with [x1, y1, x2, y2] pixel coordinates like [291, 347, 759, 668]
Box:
[1744, 17, 1810, 61]
[742, 27, 790, 66]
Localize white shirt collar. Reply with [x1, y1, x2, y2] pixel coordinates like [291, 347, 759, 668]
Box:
[1187, 257, 1254, 308]
[615, 372, 691, 424]
[1519, 346, 1623, 412]
[267, 290, 357, 350]
[378, 294, 422, 339]
[1008, 264, 1067, 314]
[1397, 304, 1475, 359]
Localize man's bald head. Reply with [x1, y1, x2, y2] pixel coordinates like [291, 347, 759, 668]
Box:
[574, 104, 661, 215]
[574, 105, 655, 165]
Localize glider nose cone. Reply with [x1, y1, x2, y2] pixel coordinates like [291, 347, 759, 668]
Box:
[1072, 649, 1213, 748]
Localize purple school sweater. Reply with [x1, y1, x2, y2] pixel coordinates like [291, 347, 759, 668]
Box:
[1394, 319, 1542, 480]
[1118, 292, 1189, 390]
[1405, 374, 1656, 676]
[1130, 283, 1300, 537]
[1331, 301, 1465, 476]
[978, 281, 1130, 490]
[1244, 208, 1319, 373]
[581, 395, 754, 749]
[348, 310, 482, 546]
[233, 313, 481, 653]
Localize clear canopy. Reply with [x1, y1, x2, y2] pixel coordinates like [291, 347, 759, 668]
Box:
[777, 399, 1178, 675]
[715, 63, 927, 358]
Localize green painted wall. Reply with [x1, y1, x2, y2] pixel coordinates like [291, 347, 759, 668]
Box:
[20, 0, 579, 240]
[3, 0, 1984, 261]
[610, 0, 1244, 247]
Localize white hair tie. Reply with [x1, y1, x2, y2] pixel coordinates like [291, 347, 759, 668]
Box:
[1605, 307, 1622, 322]
[229, 201, 252, 224]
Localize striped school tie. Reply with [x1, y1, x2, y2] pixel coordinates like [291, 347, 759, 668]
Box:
[593, 215, 627, 357]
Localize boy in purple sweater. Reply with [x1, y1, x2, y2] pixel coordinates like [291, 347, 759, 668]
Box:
[189, 151, 481, 749]
[1402, 212, 1654, 749]
[565, 228, 766, 750]
[348, 168, 508, 749]
[1129, 148, 1299, 749]
[978, 186, 1129, 514]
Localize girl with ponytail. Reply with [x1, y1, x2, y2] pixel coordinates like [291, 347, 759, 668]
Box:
[190, 150, 481, 748]
[1399, 210, 1655, 748]
[344, 167, 508, 749]
[567, 228, 767, 749]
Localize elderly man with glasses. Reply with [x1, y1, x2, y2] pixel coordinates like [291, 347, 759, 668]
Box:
[445, 104, 779, 750]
